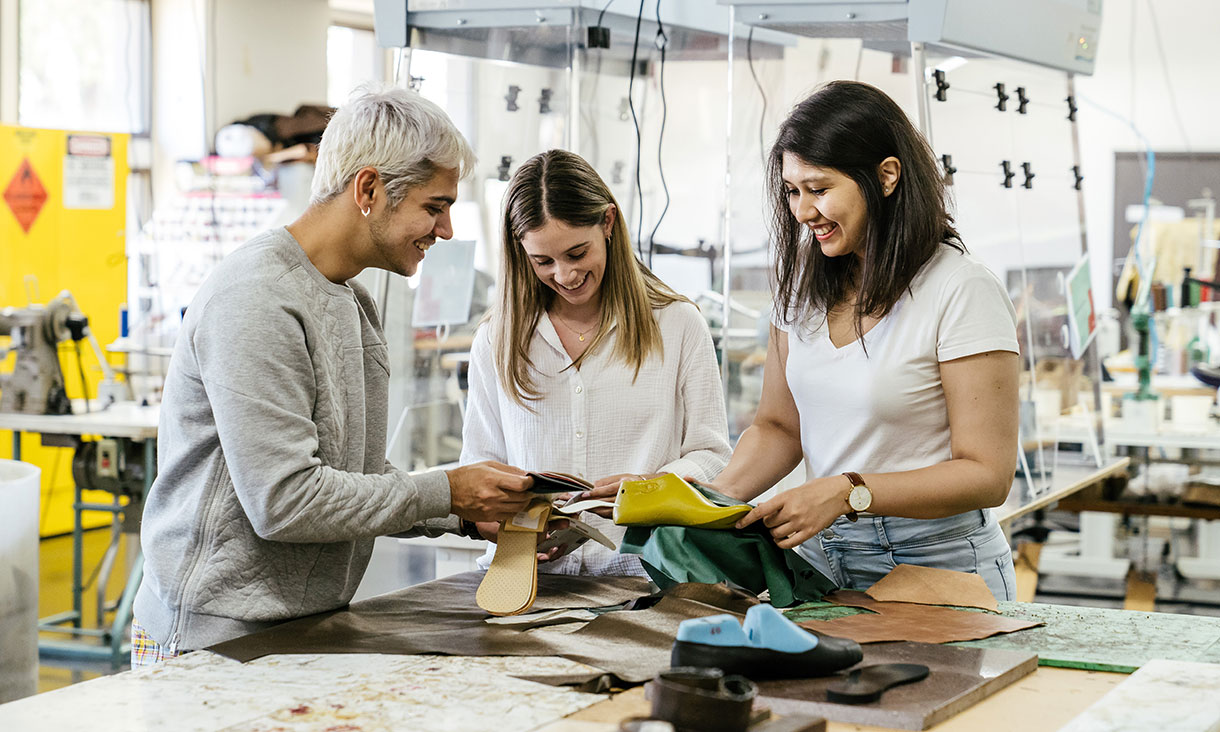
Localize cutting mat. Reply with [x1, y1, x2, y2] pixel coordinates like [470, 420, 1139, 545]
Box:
[755, 641, 1037, 730]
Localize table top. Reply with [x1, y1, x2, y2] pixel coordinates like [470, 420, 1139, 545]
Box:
[0, 401, 159, 440]
[3, 600, 1212, 731]
[995, 456, 1130, 524]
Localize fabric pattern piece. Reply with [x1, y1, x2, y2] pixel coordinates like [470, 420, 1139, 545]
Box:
[617, 481, 837, 607]
[794, 590, 1043, 644]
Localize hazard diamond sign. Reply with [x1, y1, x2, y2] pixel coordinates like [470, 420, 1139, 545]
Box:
[4, 158, 48, 233]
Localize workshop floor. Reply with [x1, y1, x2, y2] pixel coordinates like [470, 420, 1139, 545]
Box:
[37, 529, 134, 694]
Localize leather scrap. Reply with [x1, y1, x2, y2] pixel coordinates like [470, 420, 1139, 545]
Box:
[796, 591, 1042, 644]
[864, 564, 999, 612]
[207, 572, 752, 684]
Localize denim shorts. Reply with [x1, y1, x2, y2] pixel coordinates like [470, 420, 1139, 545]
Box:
[794, 509, 1016, 601]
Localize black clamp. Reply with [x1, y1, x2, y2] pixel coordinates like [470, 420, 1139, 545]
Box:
[1072, 165, 1084, 190]
[941, 154, 957, 186]
[646, 667, 757, 732]
[1021, 162, 1035, 189]
[588, 25, 610, 49]
[497, 155, 512, 182]
[505, 85, 521, 112]
[1016, 86, 1029, 114]
[933, 70, 950, 101]
[993, 82, 1009, 112]
[1066, 95, 1078, 122]
[538, 88, 553, 114]
[1000, 160, 1015, 189]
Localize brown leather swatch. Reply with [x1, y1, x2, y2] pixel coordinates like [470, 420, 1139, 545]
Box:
[797, 590, 1042, 644]
[864, 563, 999, 612]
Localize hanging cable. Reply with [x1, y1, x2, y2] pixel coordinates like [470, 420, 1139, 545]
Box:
[627, 0, 646, 259]
[1144, 0, 1192, 154]
[746, 26, 768, 169]
[646, 0, 670, 265]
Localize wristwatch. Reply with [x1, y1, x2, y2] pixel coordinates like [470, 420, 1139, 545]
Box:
[842, 472, 872, 522]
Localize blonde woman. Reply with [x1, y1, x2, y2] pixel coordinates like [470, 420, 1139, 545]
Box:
[460, 149, 731, 576]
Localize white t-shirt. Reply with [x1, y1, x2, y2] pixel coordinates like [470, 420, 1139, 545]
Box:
[778, 246, 1018, 483]
[461, 300, 732, 575]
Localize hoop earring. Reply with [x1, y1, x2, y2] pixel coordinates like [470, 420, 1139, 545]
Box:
[361, 206, 371, 218]
[605, 236, 611, 247]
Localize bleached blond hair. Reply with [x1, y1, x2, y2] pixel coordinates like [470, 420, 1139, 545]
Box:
[310, 82, 476, 206]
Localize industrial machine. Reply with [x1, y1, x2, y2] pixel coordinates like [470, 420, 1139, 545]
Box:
[0, 291, 126, 415]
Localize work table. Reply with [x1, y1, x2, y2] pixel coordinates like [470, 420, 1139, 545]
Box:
[4, 596, 1218, 732]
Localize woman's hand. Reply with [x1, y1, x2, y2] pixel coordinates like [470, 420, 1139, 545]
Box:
[573, 472, 659, 518]
[474, 518, 572, 562]
[735, 474, 852, 549]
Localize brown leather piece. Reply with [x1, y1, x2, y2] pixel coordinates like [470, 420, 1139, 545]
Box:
[796, 591, 1042, 644]
[864, 564, 999, 612]
[206, 572, 754, 684]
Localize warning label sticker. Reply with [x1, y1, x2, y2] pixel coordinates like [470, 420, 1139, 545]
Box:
[64, 134, 114, 210]
[3, 158, 48, 234]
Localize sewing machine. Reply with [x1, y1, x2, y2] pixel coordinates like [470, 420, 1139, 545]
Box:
[0, 291, 126, 415]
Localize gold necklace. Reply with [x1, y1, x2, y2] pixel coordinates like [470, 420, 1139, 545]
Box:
[553, 313, 598, 342]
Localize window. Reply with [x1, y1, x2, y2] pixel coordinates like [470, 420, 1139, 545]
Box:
[19, 0, 149, 133]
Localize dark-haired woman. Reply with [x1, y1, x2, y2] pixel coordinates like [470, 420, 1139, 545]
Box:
[460, 149, 731, 576]
[709, 81, 1020, 599]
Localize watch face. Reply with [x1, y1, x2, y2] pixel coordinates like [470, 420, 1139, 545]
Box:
[849, 484, 872, 512]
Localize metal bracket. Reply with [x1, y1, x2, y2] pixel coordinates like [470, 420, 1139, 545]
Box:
[1022, 162, 1035, 189]
[1000, 160, 1015, 189]
[933, 69, 950, 102]
[993, 82, 1008, 111]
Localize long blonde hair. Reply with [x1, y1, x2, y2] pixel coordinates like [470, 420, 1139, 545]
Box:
[492, 149, 689, 407]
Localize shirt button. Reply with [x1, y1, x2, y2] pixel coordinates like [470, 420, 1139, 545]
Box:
[576, 431, 584, 439]
[575, 385, 583, 394]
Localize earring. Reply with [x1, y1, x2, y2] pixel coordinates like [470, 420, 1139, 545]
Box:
[361, 207, 371, 217]
[605, 236, 611, 246]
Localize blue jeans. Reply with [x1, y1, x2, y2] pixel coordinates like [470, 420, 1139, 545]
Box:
[795, 509, 1016, 601]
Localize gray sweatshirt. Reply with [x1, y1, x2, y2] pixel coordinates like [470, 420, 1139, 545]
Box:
[133, 228, 457, 651]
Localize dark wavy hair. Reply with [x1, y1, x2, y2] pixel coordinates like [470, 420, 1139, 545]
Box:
[768, 81, 962, 340]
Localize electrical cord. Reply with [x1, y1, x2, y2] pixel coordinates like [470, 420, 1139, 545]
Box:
[627, 0, 646, 259]
[645, 0, 670, 265]
[746, 26, 768, 169]
[596, 0, 614, 27]
[1144, 0, 1192, 154]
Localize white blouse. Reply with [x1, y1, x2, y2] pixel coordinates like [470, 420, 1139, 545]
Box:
[460, 300, 732, 575]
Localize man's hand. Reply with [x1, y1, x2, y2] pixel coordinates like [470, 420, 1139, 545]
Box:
[475, 517, 570, 562]
[445, 461, 532, 522]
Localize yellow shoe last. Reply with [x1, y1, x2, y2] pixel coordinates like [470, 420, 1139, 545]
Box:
[612, 473, 751, 529]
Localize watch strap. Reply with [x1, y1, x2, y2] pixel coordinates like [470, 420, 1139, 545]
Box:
[842, 472, 866, 522]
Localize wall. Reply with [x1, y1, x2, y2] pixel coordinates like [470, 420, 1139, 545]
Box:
[1074, 0, 1220, 311]
[150, 0, 330, 207]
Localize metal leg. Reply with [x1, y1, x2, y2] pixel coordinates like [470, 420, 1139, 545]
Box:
[73, 478, 83, 629]
[11, 429, 20, 460]
[95, 509, 123, 627]
[109, 550, 142, 668]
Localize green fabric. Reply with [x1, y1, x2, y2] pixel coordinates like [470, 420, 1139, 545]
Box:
[618, 482, 837, 607]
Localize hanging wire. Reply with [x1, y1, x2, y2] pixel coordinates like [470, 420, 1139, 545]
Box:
[746, 26, 768, 169]
[645, 0, 670, 264]
[627, 0, 646, 259]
